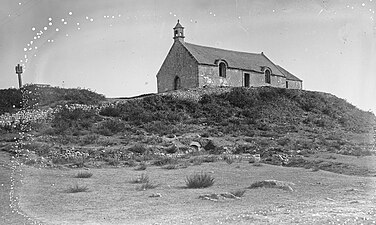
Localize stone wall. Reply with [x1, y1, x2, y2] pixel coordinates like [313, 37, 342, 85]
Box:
[157, 41, 198, 93]
[198, 65, 242, 87]
[198, 65, 287, 88]
[286, 80, 303, 89]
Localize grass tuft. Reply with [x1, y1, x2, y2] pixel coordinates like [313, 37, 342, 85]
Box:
[163, 164, 178, 170]
[74, 171, 93, 178]
[135, 162, 147, 171]
[186, 172, 215, 188]
[131, 173, 149, 184]
[66, 184, 89, 193]
[136, 182, 158, 191]
[223, 155, 235, 164]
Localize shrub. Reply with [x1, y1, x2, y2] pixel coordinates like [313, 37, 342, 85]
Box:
[224, 87, 259, 109]
[128, 144, 148, 154]
[74, 171, 93, 178]
[52, 107, 99, 134]
[153, 156, 178, 166]
[190, 157, 203, 165]
[185, 172, 215, 188]
[164, 145, 178, 154]
[124, 159, 137, 167]
[21, 84, 105, 108]
[135, 162, 147, 170]
[99, 106, 121, 117]
[106, 157, 120, 166]
[80, 134, 99, 145]
[66, 184, 89, 193]
[223, 155, 235, 164]
[202, 155, 219, 163]
[163, 164, 178, 170]
[131, 173, 149, 184]
[96, 119, 125, 136]
[0, 88, 22, 114]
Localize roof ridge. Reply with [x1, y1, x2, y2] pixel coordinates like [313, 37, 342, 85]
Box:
[184, 42, 261, 56]
[275, 65, 302, 82]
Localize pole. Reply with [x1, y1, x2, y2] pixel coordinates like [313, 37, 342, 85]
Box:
[18, 73, 22, 88]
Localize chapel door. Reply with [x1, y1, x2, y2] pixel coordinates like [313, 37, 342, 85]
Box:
[174, 76, 181, 90]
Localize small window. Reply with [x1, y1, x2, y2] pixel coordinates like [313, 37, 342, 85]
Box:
[244, 73, 250, 87]
[286, 81, 289, 88]
[219, 62, 226, 78]
[265, 70, 271, 84]
[174, 30, 178, 36]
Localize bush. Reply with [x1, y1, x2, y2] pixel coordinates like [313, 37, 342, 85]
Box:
[185, 172, 215, 188]
[223, 155, 235, 164]
[128, 144, 148, 154]
[96, 119, 125, 136]
[66, 184, 89, 193]
[164, 145, 178, 154]
[135, 162, 147, 170]
[131, 173, 149, 184]
[0, 88, 22, 114]
[74, 171, 93, 178]
[99, 106, 121, 117]
[21, 84, 105, 108]
[153, 157, 178, 166]
[52, 106, 99, 134]
[163, 164, 178, 170]
[223, 87, 259, 108]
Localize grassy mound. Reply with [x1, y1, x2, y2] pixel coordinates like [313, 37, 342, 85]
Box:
[1, 86, 375, 176]
[100, 87, 374, 134]
[0, 84, 105, 114]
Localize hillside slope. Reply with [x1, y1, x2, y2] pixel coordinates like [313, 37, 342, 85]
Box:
[1, 86, 375, 176]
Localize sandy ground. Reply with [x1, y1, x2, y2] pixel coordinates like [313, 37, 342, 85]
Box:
[0, 151, 42, 225]
[15, 158, 376, 225]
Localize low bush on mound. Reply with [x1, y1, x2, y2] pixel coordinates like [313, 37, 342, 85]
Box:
[66, 184, 89, 193]
[186, 172, 215, 188]
[74, 171, 93, 178]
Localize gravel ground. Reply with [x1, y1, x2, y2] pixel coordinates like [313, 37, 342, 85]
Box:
[0, 151, 41, 225]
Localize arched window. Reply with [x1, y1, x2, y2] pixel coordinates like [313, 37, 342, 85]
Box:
[174, 76, 181, 90]
[219, 62, 226, 78]
[265, 69, 271, 84]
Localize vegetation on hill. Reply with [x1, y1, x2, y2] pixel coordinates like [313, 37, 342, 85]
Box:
[99, 87, 374, 134]
[0, 86, 375, 176]
[0, 84, 105, 114]
[0, 88, 22, 114]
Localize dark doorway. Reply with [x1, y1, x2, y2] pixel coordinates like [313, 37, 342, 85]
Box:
[174, 76, 181, 90]
[244, 73, 250, 87]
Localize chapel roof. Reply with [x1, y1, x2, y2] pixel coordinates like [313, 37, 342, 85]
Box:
[182, 42, 284, 76]
[275, 65, 302, 81]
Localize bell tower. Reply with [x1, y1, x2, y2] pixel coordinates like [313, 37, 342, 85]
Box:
[173, 20, 185, 42]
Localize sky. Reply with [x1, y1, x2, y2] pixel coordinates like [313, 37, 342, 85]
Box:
[0, 0, 375, 114]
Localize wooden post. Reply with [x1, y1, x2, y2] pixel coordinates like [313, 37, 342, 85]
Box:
[15, 64, 23, 89]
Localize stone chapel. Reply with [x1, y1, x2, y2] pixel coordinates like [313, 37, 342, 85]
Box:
[156, 21, 303, 93]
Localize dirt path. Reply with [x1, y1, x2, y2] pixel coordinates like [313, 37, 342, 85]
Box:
[0, 150, 41, 225]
